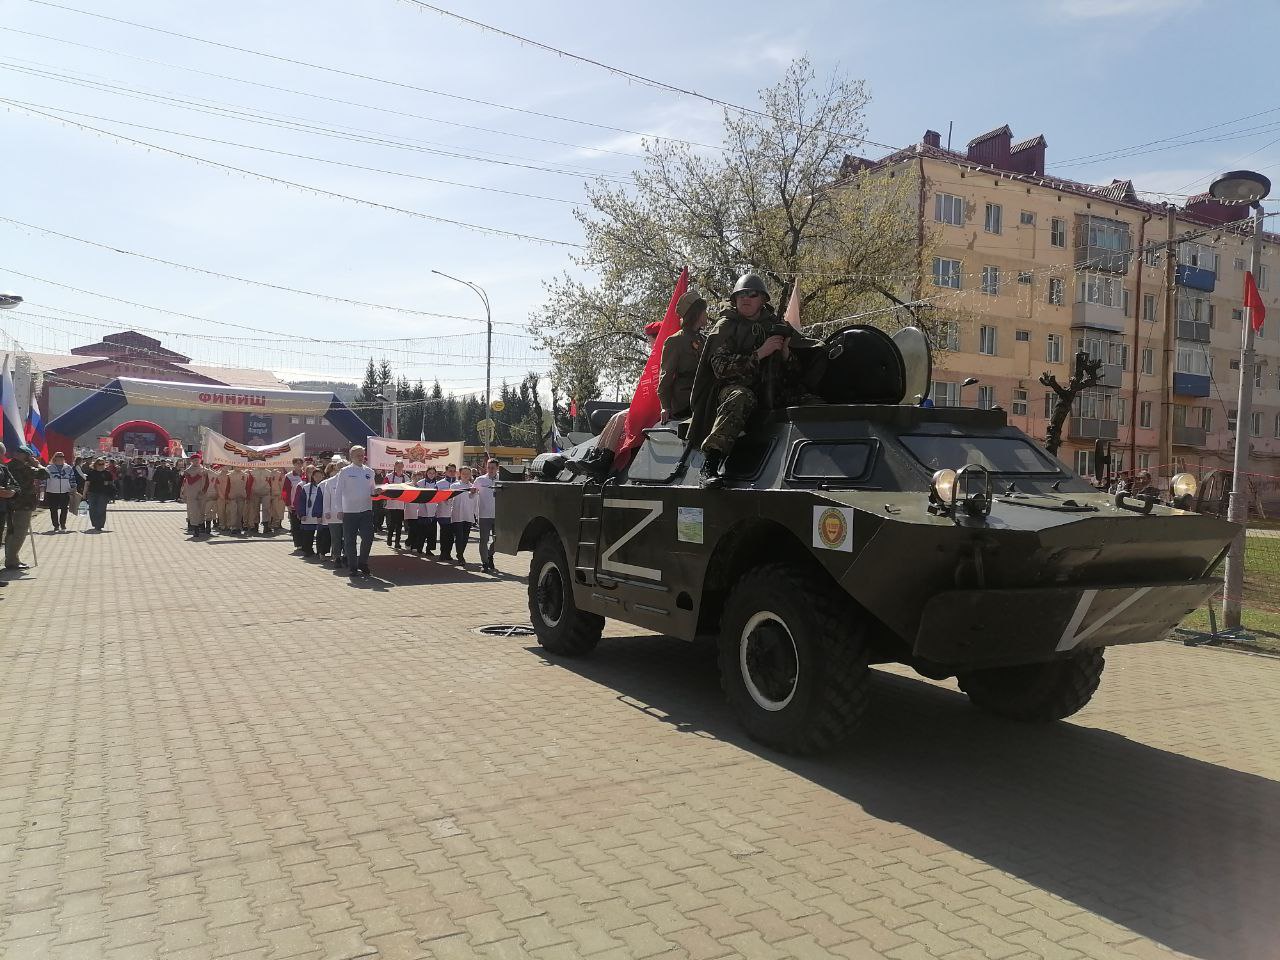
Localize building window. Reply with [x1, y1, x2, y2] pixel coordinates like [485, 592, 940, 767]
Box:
[1143, 293, 1157, 321]
[977, 385, 995, 409]
[289, 416, 301, 425]
[1020, 211, 1035, 226]
[1017, 271, 1033, 284]
[1250, 411, 1263, 437]
[1255, 364, 1264, 388]
[1012, 389, 1028, 415]
[1234, 257, 1246, 271]
[1228, 408, 1238, 432]
[1048, 277, 1064, 305]
[1202, 408, 1213, 432]
[1176, 295, 1213, 323]
[1086, 217, 1130, 253]
[1142, 348, 1154, 375]
[1275, 413, 1280, 439]
[935, 193, 964, 226]
[1079, 273, 1121, 308]
[979, 325, 998, 355]
[1232, 308, 1244, 325]
[936, 320, 960, 351]
[1259, 264, 1269, 290]
[932, 257, 962, 288]
[1015, 329, 1031, 342]
[1139, 401, 1152, 428]
[931, 380, 958, 407]
[985, 202, 1002, 234]
[1144, 247, 1159, 268]
[1176, 345, 1212, 376]
[1230, 357, 1241, 370]
[1138, 453, 1151, 471]
[1110, 341, 1129, 370]
[1076, 390, 1115, 421]
[1117, 397, 1128, 425]
[1074, 450, 1093, 477]
[981, 266, 1000, 295]
[1050, 217, 1066, 247]
[1046, 334, 1063, 364]
[1122, 288, 1131, 317]
[1178, 241, 1218, 273]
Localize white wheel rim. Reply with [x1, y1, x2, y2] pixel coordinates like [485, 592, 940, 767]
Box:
[537, 560, 564, 628]
[740, 610, 799, 712]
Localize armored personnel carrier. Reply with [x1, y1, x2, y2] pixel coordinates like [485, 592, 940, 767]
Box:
[494, 326, 1237, 754]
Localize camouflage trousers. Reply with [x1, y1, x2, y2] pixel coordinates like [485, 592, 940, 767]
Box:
[702, 385, 757, 456]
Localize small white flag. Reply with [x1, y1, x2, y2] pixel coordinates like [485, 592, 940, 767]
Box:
[784, 278, 802, 329]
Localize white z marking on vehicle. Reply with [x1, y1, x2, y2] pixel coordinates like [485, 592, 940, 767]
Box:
[599, 499, 664, 580]
[1056, 586, 1153, 651]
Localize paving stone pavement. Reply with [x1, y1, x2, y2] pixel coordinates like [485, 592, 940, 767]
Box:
[2, 502, 1279, 960]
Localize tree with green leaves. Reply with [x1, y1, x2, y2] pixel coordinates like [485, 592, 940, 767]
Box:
[531, 58, 955, 396]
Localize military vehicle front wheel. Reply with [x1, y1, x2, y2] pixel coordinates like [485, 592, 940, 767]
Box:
[958, 649, 1105, 722]
[719, 565, 870, 755]
[528, 534, 604, 657]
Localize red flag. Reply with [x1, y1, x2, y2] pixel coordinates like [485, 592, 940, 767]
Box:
[1244, 270, 1266, 333]
[569, 398, 577, 419]
[617, 268, 688, 463]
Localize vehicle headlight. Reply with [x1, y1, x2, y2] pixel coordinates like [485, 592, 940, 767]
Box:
[930, 468, 957, 505]
[1171, 472, 1198, 500]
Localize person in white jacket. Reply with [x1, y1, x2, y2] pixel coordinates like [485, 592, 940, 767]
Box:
[447, 466, 479, 565]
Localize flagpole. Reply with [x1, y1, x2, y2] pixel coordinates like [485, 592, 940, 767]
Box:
[1222, 202, 1266, 629]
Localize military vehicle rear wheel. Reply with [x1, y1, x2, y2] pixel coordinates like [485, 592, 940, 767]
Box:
[718, 565, 870, 755]
[958, 649, 1104, 722]
[528, 534, 604, 656]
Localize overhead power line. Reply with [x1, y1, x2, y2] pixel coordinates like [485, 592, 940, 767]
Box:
[1, 98, 583, 205]
[22, 0, 721, 150]
[3, 100, 585, 248]
[0, 26, 647, 160]
[0, 59, 634, 184]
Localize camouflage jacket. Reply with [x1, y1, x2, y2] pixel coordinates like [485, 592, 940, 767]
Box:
[705, 302, 808, 389]
[7, 457, 48, 511]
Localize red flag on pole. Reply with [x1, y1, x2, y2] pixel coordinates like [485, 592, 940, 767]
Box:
[617, 268, 689, 463]
[1244, 270, 1266, 333]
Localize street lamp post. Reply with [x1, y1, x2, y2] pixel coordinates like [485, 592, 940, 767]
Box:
[1209, 170, 1271, 630]
[958, 376, 980, 407]
[432, 270, 492, 455]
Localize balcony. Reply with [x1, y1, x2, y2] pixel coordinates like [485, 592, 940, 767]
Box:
[1173, 372, 1211, 397]
[1075, 245, 1131, 274]
[1070, 417, 1119, 440]
[1093, 364, 1125, 389]
[1173, 425, 1207, 447]
[1071, 302, 1125, 333]
[1175, 264, 1216, 293]
[1176, 319, 1211, 343]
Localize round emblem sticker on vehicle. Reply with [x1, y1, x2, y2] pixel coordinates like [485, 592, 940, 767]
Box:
[813, 505, 853, 552]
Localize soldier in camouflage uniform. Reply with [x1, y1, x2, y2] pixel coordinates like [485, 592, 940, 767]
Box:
[698, 274, 819, 487]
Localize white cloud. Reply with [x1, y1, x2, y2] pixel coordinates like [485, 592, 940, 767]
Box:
[1056, 0, 1200, 19]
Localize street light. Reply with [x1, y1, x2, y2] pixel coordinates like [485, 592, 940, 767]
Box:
[1209, 170, 1271, 630]
[0, 292, 23, 310]
[959, 376, 980, 407]
[432, 269, 492, 454]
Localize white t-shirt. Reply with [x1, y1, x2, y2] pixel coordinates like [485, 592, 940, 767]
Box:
[383, 471, 409, 511]
[448, 480, 477, 523]
[318, 476, 340, 524]
[333, 463, 376, 514]
[472, 474, 497, 519]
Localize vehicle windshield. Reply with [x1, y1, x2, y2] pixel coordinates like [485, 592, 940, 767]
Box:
[899, 434, 1062, 474]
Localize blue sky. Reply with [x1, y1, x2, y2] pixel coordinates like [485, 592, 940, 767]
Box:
[2, 0, 1277, 395]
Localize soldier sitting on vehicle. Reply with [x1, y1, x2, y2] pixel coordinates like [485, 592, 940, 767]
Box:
[658, 290, 708, 423]
[688, 273, 823, 488]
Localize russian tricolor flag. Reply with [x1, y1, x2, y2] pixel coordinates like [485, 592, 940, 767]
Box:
[0, 355, 26, 457]
[25, 393, 49, 460]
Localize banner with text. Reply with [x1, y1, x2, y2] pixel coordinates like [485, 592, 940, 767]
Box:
[200, 426, 306, 468]
[366, 437, 463, 472]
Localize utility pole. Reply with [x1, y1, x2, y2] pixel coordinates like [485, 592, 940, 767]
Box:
[1159, 204, 1177, 481]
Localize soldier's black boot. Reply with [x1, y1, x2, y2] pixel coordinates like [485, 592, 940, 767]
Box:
[699, 452, 725, 489]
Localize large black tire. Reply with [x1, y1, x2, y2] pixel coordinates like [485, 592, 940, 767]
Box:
[718, 564, 870, 755]
[958, 649, 1105, 722]
[528, 534, 604, 657]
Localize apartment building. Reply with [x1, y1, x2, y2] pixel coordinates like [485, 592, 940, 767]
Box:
[868, 124, 1280, 481]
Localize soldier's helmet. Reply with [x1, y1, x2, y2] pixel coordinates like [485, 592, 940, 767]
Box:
[730, 273, 770, 301]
